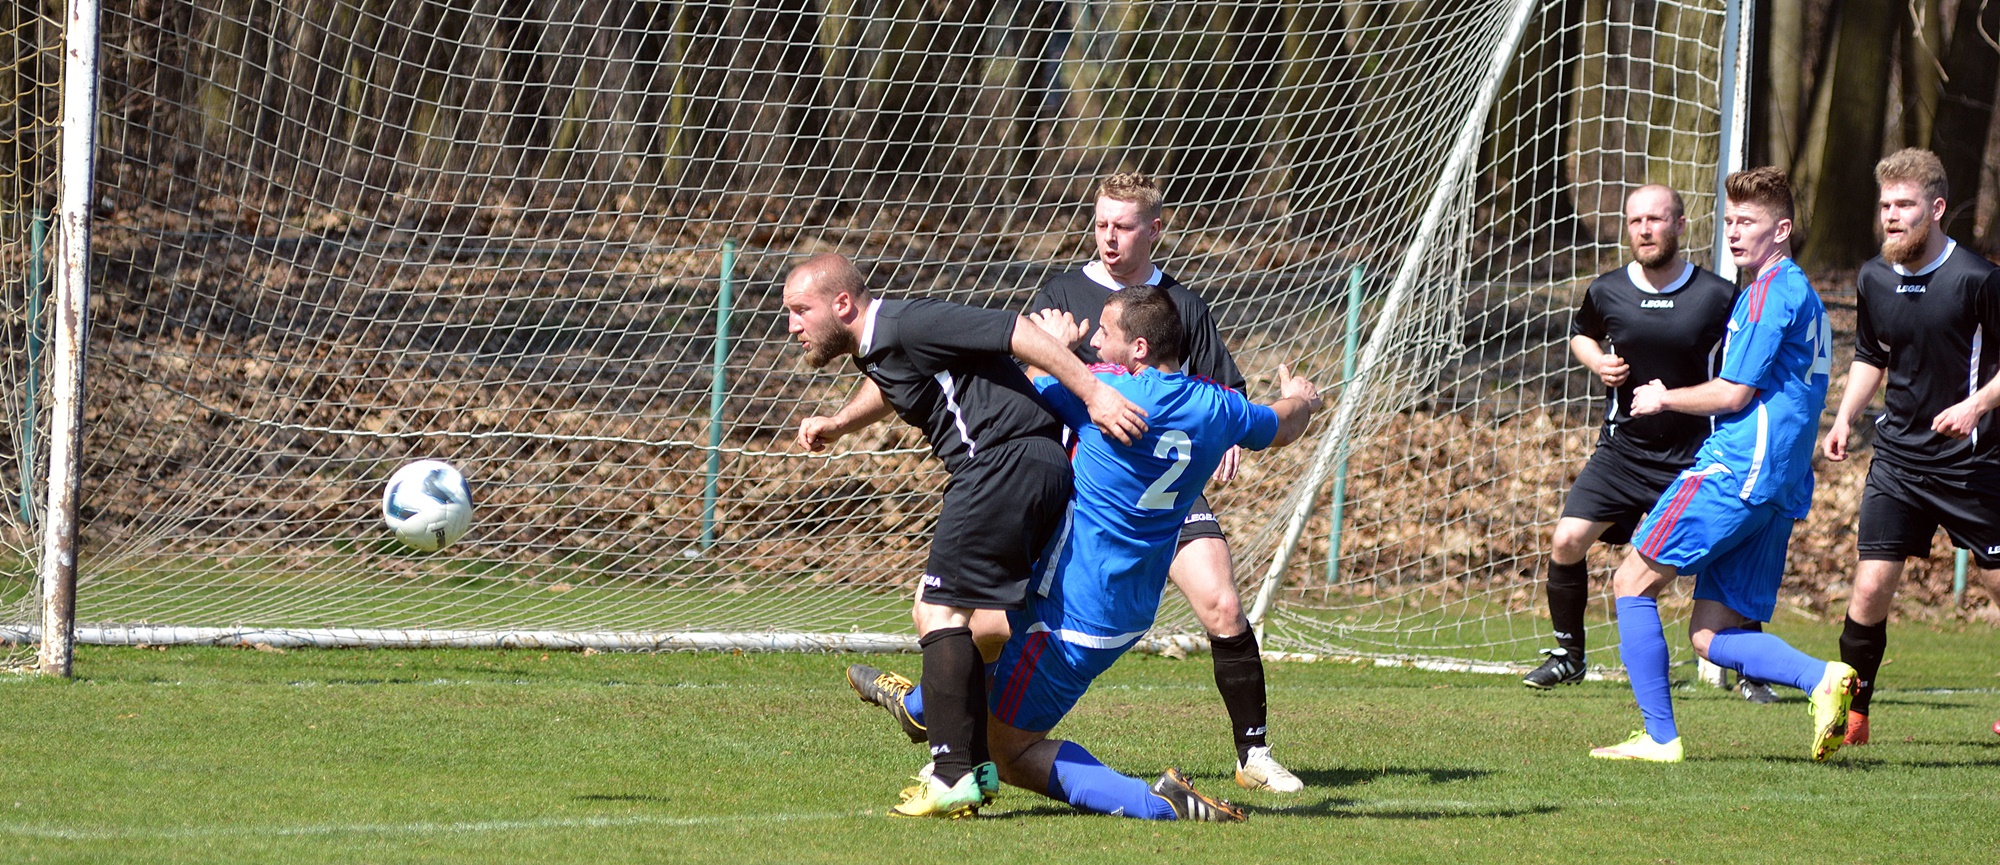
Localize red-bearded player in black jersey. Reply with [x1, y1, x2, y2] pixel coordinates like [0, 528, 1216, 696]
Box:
[1524, 185, 1747, 694]
[1821, 148, 2000, 746]
[1007, 174, 1302, 793]
[785, 253, 1147, 817]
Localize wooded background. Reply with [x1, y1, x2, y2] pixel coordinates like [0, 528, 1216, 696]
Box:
[1758, 0, 2000, 268]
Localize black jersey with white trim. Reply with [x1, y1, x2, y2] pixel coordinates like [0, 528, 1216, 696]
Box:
[1570, 261, 1739, 467]
[1853, 241, 2000, 477]
[1027, 263, 1248, 391]
[852, 297, 1063, 474]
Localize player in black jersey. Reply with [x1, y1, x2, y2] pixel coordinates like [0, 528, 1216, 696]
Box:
[1821, 149, 2000, 746]
[1015, 173, 1300, 793]
[784, 253, 1146, 817]
[1524, 184, 1745, 692]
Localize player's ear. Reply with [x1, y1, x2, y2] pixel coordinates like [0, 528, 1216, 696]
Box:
[1932, 197, 1948, 223]
[1773, 217, 1793, 245]
[1132, 336, 1151, 363]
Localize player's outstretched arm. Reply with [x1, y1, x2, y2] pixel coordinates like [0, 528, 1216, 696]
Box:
[797, 378, 894, 452]
[1266, 364, 1324, 448]
[1825, 362, 1886, 460]
[1630, 377, 1756, 418]
[1933, 369, 2000, 439]
[1010, 315, 1148, 444]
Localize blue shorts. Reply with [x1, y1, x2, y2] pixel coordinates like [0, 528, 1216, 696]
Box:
[987, 605, 1140, 733]
[1631, 465, 1793, 622]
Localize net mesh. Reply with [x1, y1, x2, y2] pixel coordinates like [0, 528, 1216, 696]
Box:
[2, 0, 1778, 664]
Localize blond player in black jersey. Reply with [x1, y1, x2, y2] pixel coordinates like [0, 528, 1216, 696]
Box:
[1822, 148, 2000, 746]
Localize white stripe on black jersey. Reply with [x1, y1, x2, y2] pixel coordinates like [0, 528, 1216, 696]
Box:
[1854, 240, 2000, 478]
[1571, 261, 1739, 468]
[854, 298, 1062, 474]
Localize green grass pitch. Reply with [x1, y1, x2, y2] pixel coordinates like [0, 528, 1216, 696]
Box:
[2, 619, 1997, 863]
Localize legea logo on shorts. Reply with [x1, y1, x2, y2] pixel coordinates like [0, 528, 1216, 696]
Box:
[922, 573, 943, 587]
[1988, 545, 2000, 555]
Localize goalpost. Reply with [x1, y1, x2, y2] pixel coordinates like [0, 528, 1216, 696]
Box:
[4, 0, 1748, 672]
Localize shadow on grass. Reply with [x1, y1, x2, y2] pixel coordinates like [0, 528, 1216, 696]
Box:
[574, 793, 673, 803]
[1291, 766, 1494, 789]
[1251, 799, 1560, 821]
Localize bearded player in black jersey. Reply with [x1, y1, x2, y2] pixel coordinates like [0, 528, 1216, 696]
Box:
[785, 253, 1147, 817]
[1009, 173, 1301, 793]
[1522, 184, 1747, 692]
[1822, 148, 2000, 746]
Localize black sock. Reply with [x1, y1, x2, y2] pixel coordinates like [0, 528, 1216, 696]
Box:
[1210, 629, 1267, 763]
[1546, 558, 1589, 657]
[1839, 615, 1888, 716]
[918, 626, 980, 786]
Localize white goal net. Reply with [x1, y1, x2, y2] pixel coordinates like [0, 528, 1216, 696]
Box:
[3, 0, 1744, 667]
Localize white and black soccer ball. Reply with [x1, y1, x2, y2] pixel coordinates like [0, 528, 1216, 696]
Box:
[382, 460, 473, 552]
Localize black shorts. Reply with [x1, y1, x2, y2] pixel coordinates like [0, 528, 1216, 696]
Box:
[1857, 459, 2000, 568]
[1560, 446, 1687, 546]
[922, 437, 1074, 610]
[1176, 493, 1227, 547]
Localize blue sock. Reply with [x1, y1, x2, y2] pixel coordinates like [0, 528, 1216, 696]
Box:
[1615, 596, 1678, 744]
[1046, 741, 1176, 820]
[903, 686, 924, 727]
[1707, 628, 1826, 692]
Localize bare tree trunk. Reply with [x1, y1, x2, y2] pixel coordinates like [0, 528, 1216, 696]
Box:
[1795, 0, 1895, 271]
[1930, 0, 2000, 241]
[1751, 0, 1806, 169]
[1901, 0, 1943, 149]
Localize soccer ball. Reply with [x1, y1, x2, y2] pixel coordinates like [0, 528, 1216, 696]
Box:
[382, 460, 473, 552]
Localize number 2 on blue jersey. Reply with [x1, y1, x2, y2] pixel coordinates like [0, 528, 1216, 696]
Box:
[1136, 430, 1192, 509]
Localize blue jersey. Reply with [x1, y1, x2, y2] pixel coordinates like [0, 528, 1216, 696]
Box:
[1029, 367, 1279, 640]
[1698, 258, 1831, 517]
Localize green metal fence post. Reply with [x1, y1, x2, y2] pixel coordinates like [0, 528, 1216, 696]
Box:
[1325, 264, 1365, 586]
[701, 240, 735, 550]
[22, 209, 49, 523]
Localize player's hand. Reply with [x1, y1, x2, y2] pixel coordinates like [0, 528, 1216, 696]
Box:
[1629, 379, 1667, 416]
[1597, 353, 1630, 388]
[1084, 383, 1148, 445]
[1210, 445, 1242, 483]
[1278, 364, 1323, 412]
[1822, 416, 1852, 461]
[797, 416, 843, 452]
[1028, 309, 1088, 351]
[1932, 398, 1985, 439]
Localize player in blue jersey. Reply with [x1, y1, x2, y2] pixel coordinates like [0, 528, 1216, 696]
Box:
[852, 286, 1322, 820]
[1589, 167, 1858, 763]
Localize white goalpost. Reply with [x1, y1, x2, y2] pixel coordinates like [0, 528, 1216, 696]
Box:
[3, 0, 1748, 672]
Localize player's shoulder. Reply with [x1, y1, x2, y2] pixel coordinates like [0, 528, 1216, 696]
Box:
[1854, 255, 1899, 288]
[1581, 267, 1636, 302]
[1038, 266, 1109, 295]
[1943, 243, 1998, 280]
[1684, 265, 1738, 297]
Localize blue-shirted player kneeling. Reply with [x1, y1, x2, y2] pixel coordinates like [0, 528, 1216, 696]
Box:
[850, 286, 1322, 819]
[1591, 166, 1858, 764]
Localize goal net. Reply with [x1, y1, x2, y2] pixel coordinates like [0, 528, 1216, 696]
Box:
[3, 0, 1744, 667]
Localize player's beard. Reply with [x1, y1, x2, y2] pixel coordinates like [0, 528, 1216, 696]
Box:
[1881, 217, 1932, 266]
[801, 318, 859, 368]
[1631, 231, 1679, 270]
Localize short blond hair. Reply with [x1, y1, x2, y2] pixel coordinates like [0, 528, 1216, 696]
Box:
[1096, 173, 1164, 219]
[1875, 147, 1948, 204]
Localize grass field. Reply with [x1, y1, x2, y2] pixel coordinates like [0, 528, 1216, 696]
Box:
[2, 619, 1997, 864]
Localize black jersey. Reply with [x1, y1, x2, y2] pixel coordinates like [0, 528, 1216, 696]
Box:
[1853, 241, 2000, 478]
[1570, 262, 1740, 467]
[853, 297, 1062, 474]
[1027, 264, 1247, 391]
